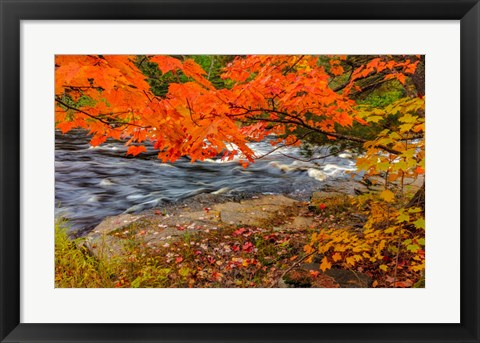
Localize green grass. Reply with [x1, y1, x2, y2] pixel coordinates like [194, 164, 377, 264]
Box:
[55, 220, 110, 287]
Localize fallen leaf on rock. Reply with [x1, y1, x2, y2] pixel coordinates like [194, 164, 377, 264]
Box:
[233, 228, 246, 236]
[332, 252, 342, 262]
[242, 242, 254, 252]
[320, 256, 332, 272]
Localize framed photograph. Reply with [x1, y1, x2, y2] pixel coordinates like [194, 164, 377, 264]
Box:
[1, 0, 479, 342]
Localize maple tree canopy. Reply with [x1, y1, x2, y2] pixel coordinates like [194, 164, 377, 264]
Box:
[55, 55, 424, 180]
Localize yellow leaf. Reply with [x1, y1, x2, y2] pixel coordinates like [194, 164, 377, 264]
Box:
[411, 263, 425, 272]
[398, 113, 418, 123]
[304, 245, 315, 254]
[384, 227, 396, 234]
[377, 162, 391, 172]
[397, 212, 410, 223]
[320, 256, 332, 272]
[380, 189, 395, 202]
[393, 161, 408, 171]
[379, 264, 388, 272]
[401, 149, 416, 159]
[389, 132, 402, 140]
[332, 252, 342, 262]
[399, 123, 414, 132]
[352, 246, 363, 253]
[346, 256, 355, 266]
[366, 116, 383, 123]
[353, 254, 363, 262]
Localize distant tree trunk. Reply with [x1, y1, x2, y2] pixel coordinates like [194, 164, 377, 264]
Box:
[406, 56, 425, 211]
[411, 55, 425, 97]
[406, 182, 425, 211]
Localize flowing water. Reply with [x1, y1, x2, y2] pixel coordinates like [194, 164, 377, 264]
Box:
[55, 130, 358, 232]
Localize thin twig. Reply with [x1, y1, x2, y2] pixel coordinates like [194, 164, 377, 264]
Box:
[282, 55, 305, 75]
[55, 97, 151, 129]
[270, 250, 317, 288]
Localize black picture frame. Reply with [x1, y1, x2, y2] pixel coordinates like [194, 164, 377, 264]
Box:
[1, 0, 479, 342]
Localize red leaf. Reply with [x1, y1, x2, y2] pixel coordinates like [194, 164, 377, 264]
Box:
[150, 55, 183, 74]
[394, 280, 413, 288]
[415, 166, 425, 174]
[126, 145, 147, 156]
[56, 121, 76, 134]
[242, 242, 254, 252]
[90, 135, 107, 147]
[233, 228, 246, 236]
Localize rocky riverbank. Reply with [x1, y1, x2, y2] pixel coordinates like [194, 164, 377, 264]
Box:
[82, 194, 313, 260]
[77, 192, 358, 288]
[57, 176, 423, 288]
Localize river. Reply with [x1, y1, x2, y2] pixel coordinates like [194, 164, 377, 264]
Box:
[55, 130, 358, 232]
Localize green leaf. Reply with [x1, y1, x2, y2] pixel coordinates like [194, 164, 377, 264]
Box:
[417, 238, 425, 246]
[179, 267, 191, 277]
[413, 218, 425, 229]
[397, 211, 410, 223]
[131, 277, 142, 288]
[407, 244, 420, 252]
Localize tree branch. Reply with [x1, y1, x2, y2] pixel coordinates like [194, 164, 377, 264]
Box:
[55, 98, 151, 129]
[233, 108, 402, 155]
[231, 106, 403, 155]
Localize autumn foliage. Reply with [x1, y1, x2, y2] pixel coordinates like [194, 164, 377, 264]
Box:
[55, 54, 425, 287]
[55, 55, 422, 163]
